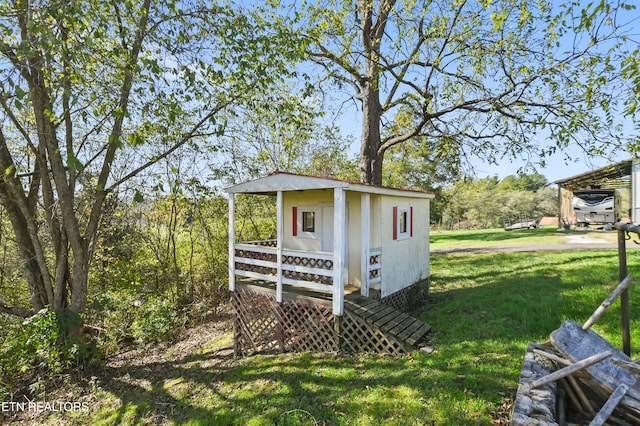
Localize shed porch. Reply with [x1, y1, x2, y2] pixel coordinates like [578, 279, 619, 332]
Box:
[232, 280, 432, 356]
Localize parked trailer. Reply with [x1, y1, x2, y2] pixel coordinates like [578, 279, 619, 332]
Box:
[573, 189, 616, 226]
[504, 213, 538, 231]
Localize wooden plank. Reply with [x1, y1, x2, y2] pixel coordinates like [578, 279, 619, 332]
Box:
[582, 276, 633, 331]
[531, 351, 612, 389]
[344, 300, 381, 318]
[374, 309, 404, 329]
[379, 312, 411, 333]
[405, 322, 432, 346]
[351, 302, 388, 321]
[388, 316, 417, 336]
[589, 383, 629, 426]
[610, 358, 640, 376]
[365, 306, 399, 324]
[345, 295, 379, 308]
[397, 319, 428, 341]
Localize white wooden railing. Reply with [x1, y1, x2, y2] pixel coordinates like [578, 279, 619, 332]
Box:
[368, 247, 382, 286]
[234, 241, 334, 293]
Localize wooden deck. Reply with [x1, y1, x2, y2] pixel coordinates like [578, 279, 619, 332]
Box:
[235, 279, 432, 352]
[345, 293, 432, 347]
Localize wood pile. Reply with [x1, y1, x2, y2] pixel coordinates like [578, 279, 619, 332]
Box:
[513, 276, 640, 426]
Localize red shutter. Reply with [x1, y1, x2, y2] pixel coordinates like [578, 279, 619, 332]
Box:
[392, 206, 397, 240]
[292, 207, 297, 236]
[410, 206, 413, 237]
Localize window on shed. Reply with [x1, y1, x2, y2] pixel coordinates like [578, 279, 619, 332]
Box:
[399, 210, 408, 234]
[302, 211, 315, 232]
[393, 205, 413, 240]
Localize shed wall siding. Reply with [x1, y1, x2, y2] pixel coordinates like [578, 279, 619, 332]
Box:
[379, 196, 430, 298]
[283, 190, 332, 252]
[280, 190, 430, 295]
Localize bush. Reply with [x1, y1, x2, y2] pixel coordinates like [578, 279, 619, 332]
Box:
[89, 292, 184, 354]
[130, 296, 183, 344]
[0, 308, 85, 399]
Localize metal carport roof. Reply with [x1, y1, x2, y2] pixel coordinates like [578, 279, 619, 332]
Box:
[554, 160, 632, 190]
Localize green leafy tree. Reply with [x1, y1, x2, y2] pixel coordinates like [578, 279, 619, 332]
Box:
[0, 0, 304, 318]
[287, 0, 636, 184]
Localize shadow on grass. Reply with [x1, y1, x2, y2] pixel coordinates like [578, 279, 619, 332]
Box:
[73, 345, 516, 426]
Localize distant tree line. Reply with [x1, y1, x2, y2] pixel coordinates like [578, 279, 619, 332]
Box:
[435, 174, 557, 230]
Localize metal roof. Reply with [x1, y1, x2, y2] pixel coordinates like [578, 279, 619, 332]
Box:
[553, 160, 633, 190]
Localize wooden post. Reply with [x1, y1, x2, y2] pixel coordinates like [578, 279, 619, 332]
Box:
[557, 185, 562, 229]
[334, 315, 342, 351]
[617, 226, 631, 356]
[276, 191, 283, 303]
[333, 187, 346, 316]
[582, 275, 633, 332]
[361, 193, 370, 297]
[228, 193, 236, 292]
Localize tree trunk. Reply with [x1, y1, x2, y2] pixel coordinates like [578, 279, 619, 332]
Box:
[359, 80, 385, 185]
[357, 0, 390, 186]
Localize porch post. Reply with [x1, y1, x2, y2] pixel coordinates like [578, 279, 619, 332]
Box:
[333, 187, 346, 315]
[228, 193, 236, 292]
[360, 193, 370, 297]
[276, 190, 283, 303]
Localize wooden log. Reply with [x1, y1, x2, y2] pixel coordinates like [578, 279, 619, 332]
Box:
[531, 351, 612, 389]
[534, 348, 572, 367]
[567, 375, 596, 417]
[589, 383, 629, 426]
[557, 387, 566, 426]
[551, 320, 640, 416]
[582, 276, 633, 332]
[560, 377, 584, 415]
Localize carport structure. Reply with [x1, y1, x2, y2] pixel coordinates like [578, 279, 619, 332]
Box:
[554, 159, 639, 227]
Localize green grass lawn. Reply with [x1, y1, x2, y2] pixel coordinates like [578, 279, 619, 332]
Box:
[34, 239, 640, 425]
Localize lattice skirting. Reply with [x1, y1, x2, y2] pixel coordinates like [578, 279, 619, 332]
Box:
[339, 310, 408, 354]
[232, 287, 337, 356]
[232, 287, 409, 356]
[370, 277, 430, 312]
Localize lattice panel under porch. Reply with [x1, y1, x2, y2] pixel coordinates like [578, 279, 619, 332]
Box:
[380, 288, 410, 312]
[232, 289, 282, 356]
[279, 301, 337, 352]
[232, 287, 339, 356]
[340, 310, 407, 355]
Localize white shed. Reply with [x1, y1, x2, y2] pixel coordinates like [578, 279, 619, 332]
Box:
[225, 172, 434, 316]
